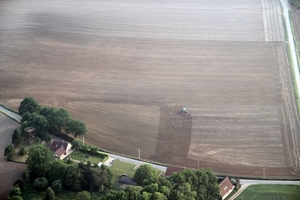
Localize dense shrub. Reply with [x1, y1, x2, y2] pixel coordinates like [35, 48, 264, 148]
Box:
[51, 180, 62, 193]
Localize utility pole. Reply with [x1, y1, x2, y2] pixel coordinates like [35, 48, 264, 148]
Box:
[83, 135, 85, 145]
[263, 167, 265, 179]
[138, 148, 140, 159]
[198, 159, 199, 169]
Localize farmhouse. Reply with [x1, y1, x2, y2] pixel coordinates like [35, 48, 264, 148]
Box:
[47, 140, 72, 159]
[219, 177, 235, 200]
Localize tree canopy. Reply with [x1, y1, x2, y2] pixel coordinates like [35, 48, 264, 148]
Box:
[26, 145, 54, 178]
[134, 164, 158, 186]
[19, 97, 41, 116]
[4, 144, 15, 160]
[18, 97, 87, 140]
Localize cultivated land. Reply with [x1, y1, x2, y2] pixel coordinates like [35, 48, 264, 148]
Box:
[1, 0, 299, 178]
[0, 113, 26, 200]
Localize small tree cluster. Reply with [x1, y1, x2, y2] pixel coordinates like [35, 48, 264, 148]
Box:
[19, 97, 87, 141]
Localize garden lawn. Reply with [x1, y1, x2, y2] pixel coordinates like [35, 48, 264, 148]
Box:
[235, 184, 300, 200]
[67, 150, 106, 164]
[109, 160, 137, 184]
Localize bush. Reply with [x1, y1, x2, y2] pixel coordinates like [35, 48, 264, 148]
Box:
[4, 144, 15, 161]
[33, 177, 48, 191]
[76, 191, 91, 200]
[18, 147, 27, 156]
[13, 179, 25, 190]
[45, 187, 55, 200]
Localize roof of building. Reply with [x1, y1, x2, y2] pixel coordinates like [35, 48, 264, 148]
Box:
[119, 177, 137, 186]
[219, 177, 234, 198]
[48, 140, 69, 152]
[165, 165, 185, 176]
[55, 146, 66, 157]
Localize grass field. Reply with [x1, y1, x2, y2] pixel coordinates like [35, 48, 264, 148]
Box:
[236, 184, 300, 200]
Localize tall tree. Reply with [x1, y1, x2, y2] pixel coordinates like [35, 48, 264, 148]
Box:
[48, 160, 67, 183]
[12, 129, 22, 147]
[134, 164, 158, 186]
[66, 119, 87, 137]
[21, 112, 48, 139]
[169, 183, 196, 200]
[51, 180, 63, 194]
[4, 144, 15, 160]
[169, 168, 221, 200]
[39, 107, 71, 135]
[71, 139, 83, 150]
[19, 97, 41, 116]
[64, 163, 83, 191]
[26, 145, 54, 178]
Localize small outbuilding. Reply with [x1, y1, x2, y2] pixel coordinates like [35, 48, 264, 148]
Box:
[119, 177, 137, 186]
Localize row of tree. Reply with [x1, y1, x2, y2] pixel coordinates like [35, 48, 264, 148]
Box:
[18, 97, 86, 141]
[9, 143, 221, 200]
[106, 165, 221, 200]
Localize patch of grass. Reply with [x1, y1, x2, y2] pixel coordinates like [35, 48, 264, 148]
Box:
[13, 154, 28, 163]
[67, 150, 106, 164]
[235, 184, 300, 200]
[110, 160, 137, 184]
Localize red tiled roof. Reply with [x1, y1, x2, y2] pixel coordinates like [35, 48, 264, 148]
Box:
[219, 177, 234, 199]
[48, 140, 69, 152]
[165, 165, 185, 176]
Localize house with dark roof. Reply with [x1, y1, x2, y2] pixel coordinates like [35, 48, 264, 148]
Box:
[48, 140, 72, 159]
[165, 165, 185, 176]
[219, 177, 235, 199]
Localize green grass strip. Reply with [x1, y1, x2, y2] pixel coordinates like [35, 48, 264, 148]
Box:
[235, 184, 300, 200]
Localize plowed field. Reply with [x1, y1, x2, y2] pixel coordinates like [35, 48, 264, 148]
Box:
[1, 0, 299, 178]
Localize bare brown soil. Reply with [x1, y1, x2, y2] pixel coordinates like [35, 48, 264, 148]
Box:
[0, 113, 26, 199]
[1, 0, 300, 179]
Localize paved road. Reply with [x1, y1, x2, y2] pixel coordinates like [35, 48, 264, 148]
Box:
[0, 105, 21, 123]
[240, 179, 300, 185]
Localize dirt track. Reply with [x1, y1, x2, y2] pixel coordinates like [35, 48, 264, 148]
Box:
[1, 0, 300, 178]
